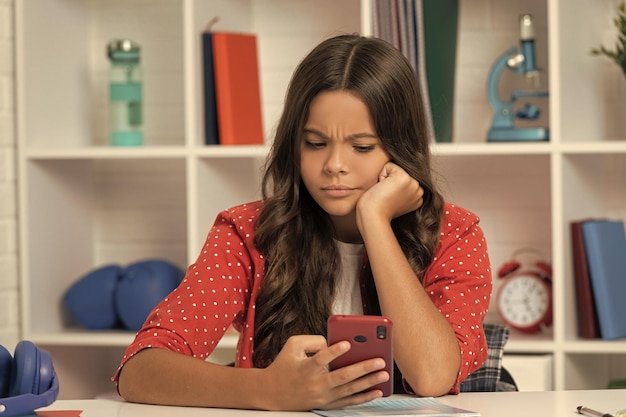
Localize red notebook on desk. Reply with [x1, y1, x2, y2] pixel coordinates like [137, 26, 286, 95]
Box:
[570, 220, 600, 339]
[211, 32, 264, 145]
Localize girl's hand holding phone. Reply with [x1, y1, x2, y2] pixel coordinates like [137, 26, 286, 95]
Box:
[260, 334, 389, 411]
[327, 315, 394, 397]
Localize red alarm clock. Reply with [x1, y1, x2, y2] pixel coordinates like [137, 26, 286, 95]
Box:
[495, 249, 553, 334]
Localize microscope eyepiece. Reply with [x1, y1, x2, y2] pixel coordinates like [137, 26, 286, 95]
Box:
[520, 14, 535, 41]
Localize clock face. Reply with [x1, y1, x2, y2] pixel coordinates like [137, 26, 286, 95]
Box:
[497, 274, 550, 329]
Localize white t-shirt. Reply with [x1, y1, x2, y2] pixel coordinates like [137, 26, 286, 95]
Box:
[331, 240, 365, 316]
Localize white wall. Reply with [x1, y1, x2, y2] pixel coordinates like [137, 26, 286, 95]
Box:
[0, 0, 19, 350]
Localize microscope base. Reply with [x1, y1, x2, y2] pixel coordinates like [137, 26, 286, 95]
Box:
[487, 127, 549, 142]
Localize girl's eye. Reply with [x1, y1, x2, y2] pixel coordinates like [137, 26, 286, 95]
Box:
[304, 140, 326, 149]
[354, 145, 375, 153]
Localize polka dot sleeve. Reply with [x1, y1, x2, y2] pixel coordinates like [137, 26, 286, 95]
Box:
[113, 202, 264, 382]
[423, 203, 492, 393]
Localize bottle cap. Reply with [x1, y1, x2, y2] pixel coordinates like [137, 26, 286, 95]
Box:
[107, 39, 141, 63]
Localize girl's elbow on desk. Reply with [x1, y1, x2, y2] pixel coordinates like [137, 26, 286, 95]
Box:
[117, 348, 180, 405]
[402, 370, 459, 398]
[116, 354, 150, 404]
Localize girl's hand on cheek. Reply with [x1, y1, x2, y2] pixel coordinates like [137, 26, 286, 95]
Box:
[358, 162, 424, 223]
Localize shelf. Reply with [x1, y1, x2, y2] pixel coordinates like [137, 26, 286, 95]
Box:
[23, 145, 269, 160]
[29, 330, 239, 350]
[194, 144, 269, 158]
[24, 146, 189, 160]
[506, 338, 556, 354]
[15, 0, 626, 399]
[24, 141, 626, 160]
[562, 340, 626, 354]
[558, 142, 626, 154]
[432, 141, 553, 156]
[433, 141, 626, 157]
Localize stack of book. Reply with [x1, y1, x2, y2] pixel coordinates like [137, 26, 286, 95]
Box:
[371, 0, 435, 143]
[371, 0, 460, 143]
[570, 219, 626, 340]
[202, 30, 264, 145]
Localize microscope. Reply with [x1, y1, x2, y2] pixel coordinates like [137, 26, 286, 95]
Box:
[487, 14, 549, 142]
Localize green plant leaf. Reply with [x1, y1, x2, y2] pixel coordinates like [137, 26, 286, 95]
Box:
[591, 1, 626, 77]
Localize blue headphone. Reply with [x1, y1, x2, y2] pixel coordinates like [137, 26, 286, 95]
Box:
[0, 341, 59, 416]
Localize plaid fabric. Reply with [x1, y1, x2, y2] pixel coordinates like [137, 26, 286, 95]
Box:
[459, 323, 517, 392]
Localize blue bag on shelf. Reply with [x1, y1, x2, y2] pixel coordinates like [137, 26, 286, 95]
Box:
[62, 264, 123, 330]
[62, 260, 184, 331]
[115, 259, 184, 331]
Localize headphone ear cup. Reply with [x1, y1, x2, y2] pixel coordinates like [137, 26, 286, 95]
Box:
[9, 341, 40, 397]
[0, 344, 12, 398]
[34, 347, 55, 396]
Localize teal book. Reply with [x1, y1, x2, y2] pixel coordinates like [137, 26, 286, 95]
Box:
[581, 219, 626, 340]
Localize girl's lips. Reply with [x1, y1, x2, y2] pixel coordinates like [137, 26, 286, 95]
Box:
[322, 186, 355, 197]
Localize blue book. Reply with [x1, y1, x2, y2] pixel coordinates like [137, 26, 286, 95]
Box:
[581, 220, 626, 340]
[202, 31, 219, 145]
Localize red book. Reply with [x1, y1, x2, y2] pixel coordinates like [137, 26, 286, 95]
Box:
[212, 32, 264, 145]
[570, 220, 600, 339]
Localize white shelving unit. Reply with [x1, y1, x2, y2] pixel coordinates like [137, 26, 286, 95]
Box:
[15, 0, 626, 399]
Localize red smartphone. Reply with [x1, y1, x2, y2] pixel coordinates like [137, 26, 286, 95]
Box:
[327, 314, 393, 397]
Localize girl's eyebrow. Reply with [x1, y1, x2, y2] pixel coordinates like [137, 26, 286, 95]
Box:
[302, 128, 379, 141]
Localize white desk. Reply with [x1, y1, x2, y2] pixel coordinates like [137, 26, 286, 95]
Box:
[38, 390, 626, 417]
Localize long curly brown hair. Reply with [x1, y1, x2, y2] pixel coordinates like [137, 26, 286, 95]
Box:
[252, 34, 444, 368]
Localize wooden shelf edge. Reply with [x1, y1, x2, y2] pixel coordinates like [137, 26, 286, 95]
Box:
[22, 145, 269, 160]
[26, 330, 239, 350]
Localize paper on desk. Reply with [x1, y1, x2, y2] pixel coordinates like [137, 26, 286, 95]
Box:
[313, 397, 479, 417]
[36, 411, 82, 417]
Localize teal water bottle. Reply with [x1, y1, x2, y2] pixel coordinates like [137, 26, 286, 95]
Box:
[107, 39, 143, 146]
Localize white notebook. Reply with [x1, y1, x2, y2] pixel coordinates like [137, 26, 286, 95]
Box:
[313, 397, 480, 417]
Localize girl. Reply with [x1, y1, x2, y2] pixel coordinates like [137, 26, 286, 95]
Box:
[115, 34, 492, 411]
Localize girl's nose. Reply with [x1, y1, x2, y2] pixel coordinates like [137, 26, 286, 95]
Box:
[324, 146, 348, 174]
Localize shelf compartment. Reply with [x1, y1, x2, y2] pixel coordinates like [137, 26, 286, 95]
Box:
[39, 333, 237, 399]
[434, 153, 553, 333]
[561, 153, 626, 342]
[503, 353, 553, 391]
[16, 0, 185, 149]
[21, 158, 187, 336]
[455, 0, 550, 144]
[561, 153, 626, 222]
[564, 353, 626, 390]
[190, 156, 265, 258]
[555, 0, 626, 143]
[433, 153, 552, 259]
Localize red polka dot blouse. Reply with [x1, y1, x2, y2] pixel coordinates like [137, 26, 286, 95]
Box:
[113, 201, 492, 394]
